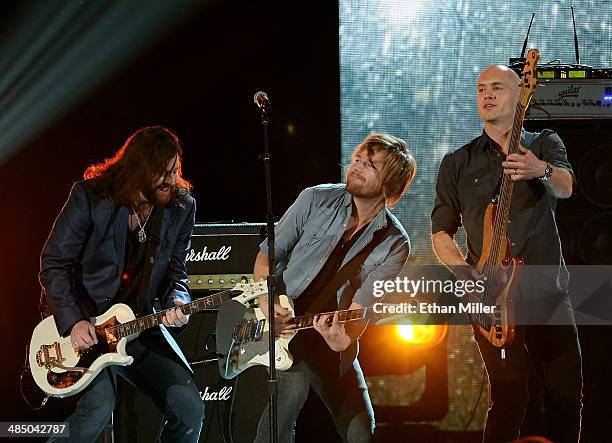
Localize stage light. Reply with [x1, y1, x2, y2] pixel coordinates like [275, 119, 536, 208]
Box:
[397, 324, 415, 341]
[396, 324, 447, 347]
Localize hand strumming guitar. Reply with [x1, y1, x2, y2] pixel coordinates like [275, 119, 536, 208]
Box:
[258, 296, 297, 338]
[71, 320, 98, 351]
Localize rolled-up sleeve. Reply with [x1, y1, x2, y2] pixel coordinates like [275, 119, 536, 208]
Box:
[260, 187, 314, 261]
[539, 129, 576, 185]
[431, 153, 461, 236]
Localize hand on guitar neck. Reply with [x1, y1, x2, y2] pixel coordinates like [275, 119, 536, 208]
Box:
[69, 299, 188, 351]
[312, 311, 352, 352]
[502, 145, 547, 181]
[161, 299, 190, 329]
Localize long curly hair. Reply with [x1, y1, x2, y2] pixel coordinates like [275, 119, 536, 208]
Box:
[84, 126, 192, 207]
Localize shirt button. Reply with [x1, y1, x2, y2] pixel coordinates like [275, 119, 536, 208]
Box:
[511, 242, 516, 247]
[105, 297, 111, 302]
[474, 178, 479, 183]
[508, 220, 511, 224]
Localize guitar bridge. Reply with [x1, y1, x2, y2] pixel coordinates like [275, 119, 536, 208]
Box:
[35, 342, 66, 370]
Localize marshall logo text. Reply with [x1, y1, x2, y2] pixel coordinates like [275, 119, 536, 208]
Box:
[200, 386, 233, 401]
[186, 245, 232, 262]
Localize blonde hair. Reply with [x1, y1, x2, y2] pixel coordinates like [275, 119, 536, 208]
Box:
[353, 133, 416, 207]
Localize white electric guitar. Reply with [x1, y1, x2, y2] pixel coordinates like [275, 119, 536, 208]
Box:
[217, 294, 405, 379]
[29, 281, 268, 398]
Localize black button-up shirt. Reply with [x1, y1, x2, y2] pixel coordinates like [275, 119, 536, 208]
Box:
[431, 129, 574, 294]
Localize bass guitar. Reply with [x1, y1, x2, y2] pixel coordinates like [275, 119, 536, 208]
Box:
[473, 48, 540, 348]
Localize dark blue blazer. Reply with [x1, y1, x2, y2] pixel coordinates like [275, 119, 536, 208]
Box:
[40, 181, 196, 337]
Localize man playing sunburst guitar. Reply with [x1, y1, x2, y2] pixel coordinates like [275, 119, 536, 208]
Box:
[431, 64, 582, 443]
[252, 134, 415, 442]
[39, 126, 203, 442]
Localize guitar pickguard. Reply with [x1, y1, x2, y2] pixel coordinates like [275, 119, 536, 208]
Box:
[46, 335, 112, 389]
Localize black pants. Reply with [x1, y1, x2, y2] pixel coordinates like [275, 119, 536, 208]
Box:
[474, 324, 582, 443]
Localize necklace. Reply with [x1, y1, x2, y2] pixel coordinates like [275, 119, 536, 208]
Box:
[132, 205, 153, 243]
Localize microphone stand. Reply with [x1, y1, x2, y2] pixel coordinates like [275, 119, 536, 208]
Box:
[256, 97, 278, 443]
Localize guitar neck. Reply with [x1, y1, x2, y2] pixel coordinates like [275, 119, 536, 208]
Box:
[114, 289, 243, 339]
[489, 99, 531, 265]
[490, 50, 539, 263]
[291, 307, 371, 331]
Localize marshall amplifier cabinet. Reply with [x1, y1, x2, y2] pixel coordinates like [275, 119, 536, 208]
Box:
[186, 223, 266, 291]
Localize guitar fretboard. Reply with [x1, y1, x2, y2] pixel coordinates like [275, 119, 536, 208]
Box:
[233, 304, 409, 344]
[487, 52, 538, 271]
[112, 290, 243, 339]
[292, 307, 373, 330]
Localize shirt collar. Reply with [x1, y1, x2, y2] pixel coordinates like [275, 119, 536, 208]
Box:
[342, 188, 389, 230]
[478, 128, 528, 152]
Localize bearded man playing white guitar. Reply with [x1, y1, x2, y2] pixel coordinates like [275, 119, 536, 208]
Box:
[252, 133, 416, 443]
[38, 126, 203, 442]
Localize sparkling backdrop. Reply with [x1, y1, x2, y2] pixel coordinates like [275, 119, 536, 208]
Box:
[340, 0, 612, 430]
[340, 0, 612, 262]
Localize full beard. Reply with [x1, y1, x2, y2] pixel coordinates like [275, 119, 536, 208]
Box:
[143, 184, 175, 206]
[346, 177, 381, 199]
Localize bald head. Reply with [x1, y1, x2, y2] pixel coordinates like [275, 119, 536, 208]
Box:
[476, 65, 521, 125]
[478, 65, 520, 91]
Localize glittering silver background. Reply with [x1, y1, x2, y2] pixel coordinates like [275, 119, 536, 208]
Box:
[340, 0, 612, 262]
[340, 0, 612, 431]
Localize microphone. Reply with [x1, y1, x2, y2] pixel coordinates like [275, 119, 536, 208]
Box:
[253, 91, 271, 111]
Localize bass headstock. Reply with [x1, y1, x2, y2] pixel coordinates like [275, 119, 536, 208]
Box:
[519, 48, 540, 109]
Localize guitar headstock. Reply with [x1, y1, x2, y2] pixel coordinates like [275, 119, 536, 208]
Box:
[232, 280, 268, 303]
[519, 48, 540, 109]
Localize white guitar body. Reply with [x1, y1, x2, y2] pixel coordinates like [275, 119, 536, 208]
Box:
[247, 295, 295, 370]
[29, 281, 268, 397]
[29, 304, 136, 398]
[221, 295, 296, 379]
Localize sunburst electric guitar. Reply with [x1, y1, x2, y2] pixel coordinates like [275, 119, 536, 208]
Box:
[29, 281, 268, 398]
[472, 49, 540, 348]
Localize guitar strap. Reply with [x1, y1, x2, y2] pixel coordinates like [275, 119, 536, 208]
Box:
[137, 205, 164, 316]
[305, 219, 391, 377]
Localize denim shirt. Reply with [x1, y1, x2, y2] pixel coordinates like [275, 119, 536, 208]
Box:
[260, 184, 410, 308]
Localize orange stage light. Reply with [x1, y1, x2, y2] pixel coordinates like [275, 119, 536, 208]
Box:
[395, 324, 448, 347]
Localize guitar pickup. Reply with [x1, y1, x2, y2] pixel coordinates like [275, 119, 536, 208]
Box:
[232, 319, 266, 344]
[253, 319, 265, 342]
